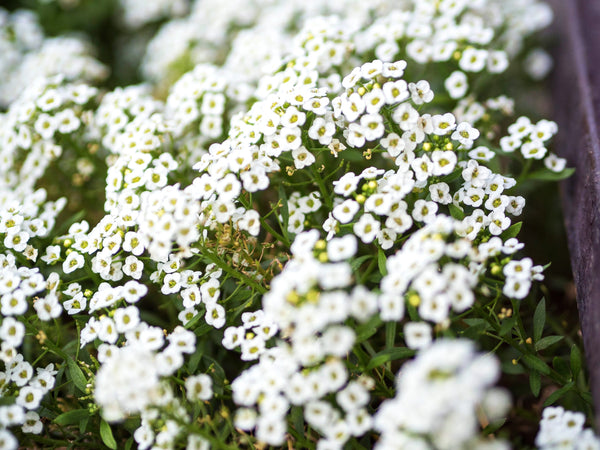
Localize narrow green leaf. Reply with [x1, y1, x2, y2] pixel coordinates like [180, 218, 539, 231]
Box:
[528, 167, 575, 181]
[406, 303, 419, 322]
[533, 298, 546, 343]
[535, 335, 564, 352]
[0, 396, 16, 407]
[498, 317, 516, 337]
[355, 316, 383, 343]
[462, 318, 489, 327]
[291, 406, 304, 439]
[188, 346, 205, 373]
[501, 221, 522, 240]
[54, 409, 89, 426]
[385, 322, 396, 349]
[125, 438, 134, 450]
[377, 248, 387, 277]
[202, 356, 225, 396]
[350, 255, 373, 272]
[529, 371, 541, 397]
[366, 347, 415, 370]
[79, 416, 89, 434]
[553, 356, 571, 379]
[448, 203, 465, 220]
[100, 419, 117, 450]
[482, 418, 506, 435]
[353, 344, 371, 367]
[67, 358, 88, 393]
[543, 382, 575, 407]
[460, 321, 489, 339]
[521, 354, 551, 376]
[571, 344, 583, 379]
[502, 360, 525, 375]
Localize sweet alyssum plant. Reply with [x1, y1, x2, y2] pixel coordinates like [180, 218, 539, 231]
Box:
[0, 0, 594, 449]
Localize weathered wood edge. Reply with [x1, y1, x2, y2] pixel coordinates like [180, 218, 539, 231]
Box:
[549, 0, 600, 427]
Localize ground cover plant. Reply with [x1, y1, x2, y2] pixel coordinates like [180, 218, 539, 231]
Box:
[0, 0, 595, 449]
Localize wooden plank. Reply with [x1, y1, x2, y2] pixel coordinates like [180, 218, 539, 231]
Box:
[549, 0, 600, 427]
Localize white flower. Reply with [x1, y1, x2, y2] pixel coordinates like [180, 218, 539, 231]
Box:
[327, 235, 357, 262]
[503, 277, 531, 299]
[292, 146, 316, 169]
[0, 317, 25, 348]
[432, 113, 457, 135]
[16, 386, 44, 410]
[403, 322, 432, 350]
[378, 293, 404, 321]
[34, 294, 62, 321]
[353, 214, 380, 244]
[459, 48, 488, 72]
[205, 303, 226, 329]
[444, 71, 468, 99]
[62, 251, 84, 274]
[95, 345, 160, 422]
[521, 140, 547, 160]
[409, 80, 434, 105]
[382, 80, 409, 104]
[544, 154, 567, 172]
[452, 122, 480, 147]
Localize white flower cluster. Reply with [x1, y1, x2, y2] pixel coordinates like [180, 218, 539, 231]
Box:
[536, 406, 600, 450]
[0, 361, 56, 445]
[0, 0, 582, 448]
[0, 76, 98, 192]
[94, 325, 197, 422]
[0, 8, 107, 107]
[500, 116, 564, 170]
[165, 63, 252, 162]
[118, 0, 189, 29]
[140, 0, 264, 82]
[375, 339, 510, 450]
[0, 252, 59, 444]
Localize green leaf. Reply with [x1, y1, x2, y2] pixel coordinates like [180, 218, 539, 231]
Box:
[125, 438, 134, 450]
[291, 406, 304, 440]
[79, 416, 89, 434]
[529, 371, 541, 397]
[460, 321, 489, 339]
[501, 221, 522, 240]
[462, 318, 489, 327]
[187, 345, 205, 373]
[533, 298, 546, 343]
[528, 167, 575, 181]
[377, 248, 387, 277]
[366, 347, 415, 370]
[100, 419, 117, 450]
[350, 255, 373, 272]
[355, 316, 383, 343]
[67, 358, 88, 393]
[448, 203, 465, 220]
[570, 344, 583, 379]
[502, 360, 525, 375]
[521, 354, 551, 376]
[553, 356, 571, 379]
[498, 317, 516, 337]
[54, 409, 89, 426]
[543, 381, 575, 407]
[535, 335, 564, 351]
[406, 303, 419, 322]
[482, 418, 506, 435]
[202, 356, 225, 395]
[0, 396, 16, 407]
